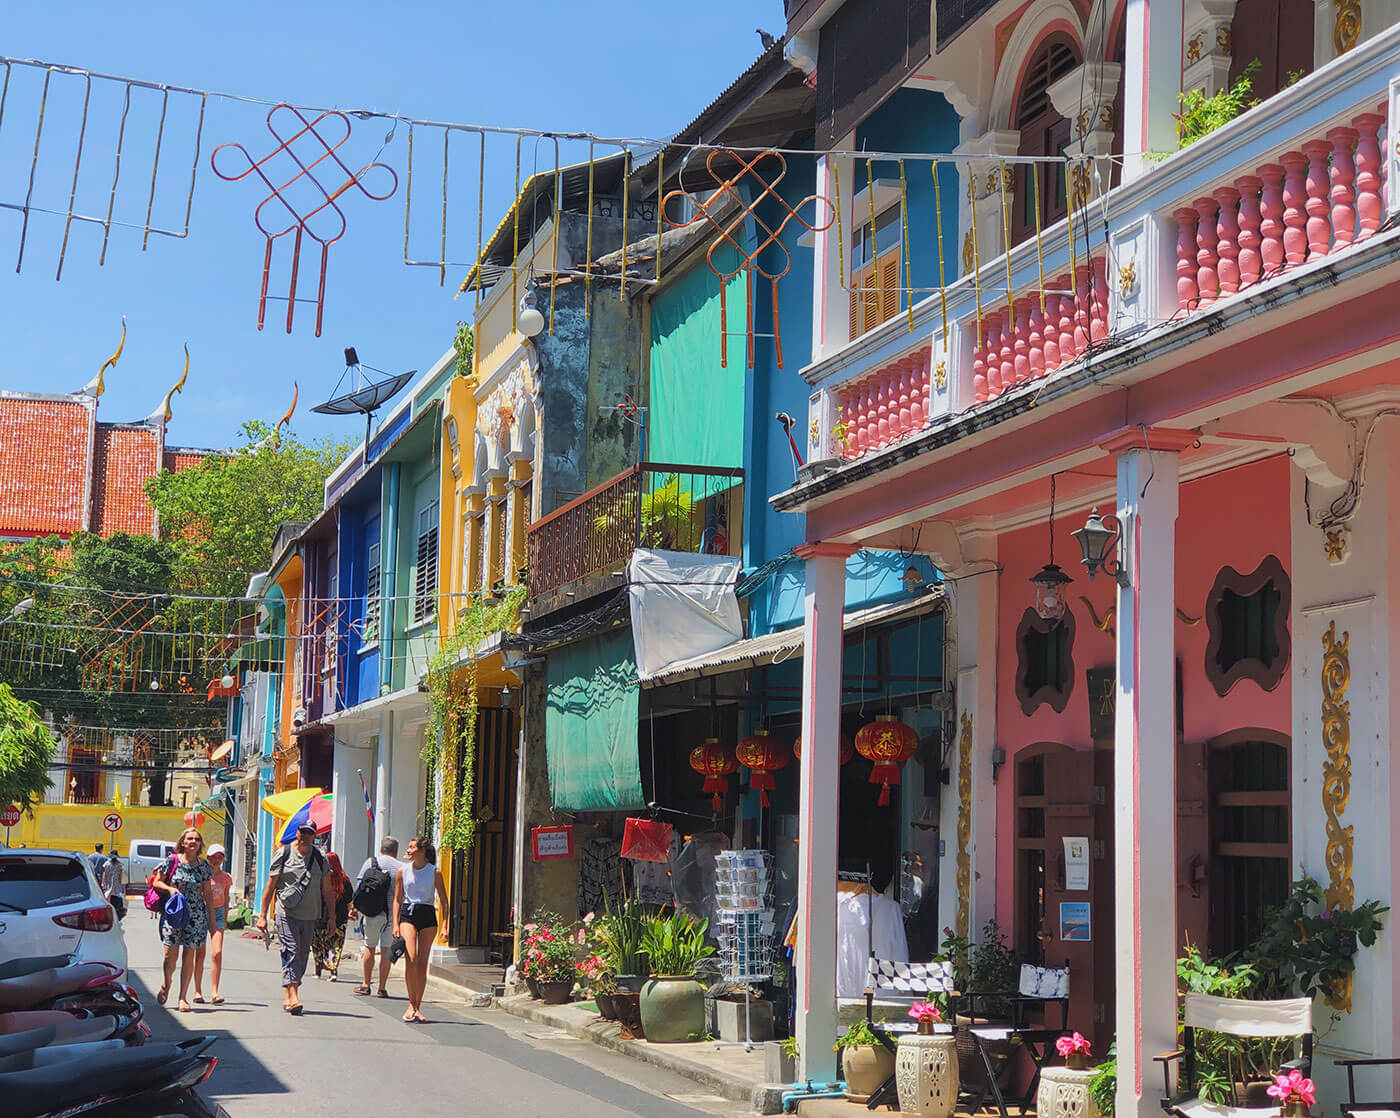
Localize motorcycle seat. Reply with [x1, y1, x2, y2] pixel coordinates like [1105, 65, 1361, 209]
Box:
[0, 1037, 125, 1073]
[0, 1038, 213, 1118]
[0, 958, 71, 982]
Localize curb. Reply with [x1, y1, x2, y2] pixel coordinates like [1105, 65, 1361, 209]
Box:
[492, 994, 766, 1107]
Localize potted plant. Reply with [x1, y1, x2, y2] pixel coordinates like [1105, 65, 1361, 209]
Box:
[599, 895, 649, 994]
[896, 1001, 958, 1118]
[638, 910, 715, 1043]
[1057, 1031, 1093, 1071]
[531, 924, 578, 1005]
[836, 1021, 893, 1102]
[1266, 1069, 1316, 1118]
[766, 1036, 799, 1084]
[576, 914, 618, 1019]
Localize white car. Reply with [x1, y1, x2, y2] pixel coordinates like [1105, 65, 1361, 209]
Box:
[0, 848, 128, 970]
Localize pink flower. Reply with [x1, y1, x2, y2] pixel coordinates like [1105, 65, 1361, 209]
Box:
[1056, 1032, 1092, 1058]
[577, 928, 587, 945]
[908, 1001, 942, 1024]
[583, 912, 595, 925]
[1266, 1070, 1315, 1107]
[523, 923, 537, 934]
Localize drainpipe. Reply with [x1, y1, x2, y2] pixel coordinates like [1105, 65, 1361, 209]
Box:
[379, 462, 401, 696]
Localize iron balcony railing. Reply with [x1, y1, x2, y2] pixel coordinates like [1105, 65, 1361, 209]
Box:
[526, 462, 745, 601]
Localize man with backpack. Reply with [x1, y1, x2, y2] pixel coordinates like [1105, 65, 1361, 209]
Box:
[350, 836, 403, 998]
[255, 821, 337, 1015]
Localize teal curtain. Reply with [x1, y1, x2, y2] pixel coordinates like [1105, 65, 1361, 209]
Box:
[545, 628, 644, 811]
[648, 246, 748, 482]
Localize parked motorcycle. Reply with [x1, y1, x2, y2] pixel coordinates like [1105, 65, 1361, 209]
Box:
[0, 956, 145, 1043]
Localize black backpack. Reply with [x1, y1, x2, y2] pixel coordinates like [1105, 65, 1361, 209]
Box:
[352, 855, 391, 917]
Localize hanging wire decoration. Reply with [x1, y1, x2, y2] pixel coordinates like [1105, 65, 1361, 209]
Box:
[661, 149, 835, 369]
[210, 104, 398, 336]
[0, 58, 207, 278]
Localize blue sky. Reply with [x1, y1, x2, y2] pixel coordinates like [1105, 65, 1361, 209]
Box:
[0, 0, 785, 450]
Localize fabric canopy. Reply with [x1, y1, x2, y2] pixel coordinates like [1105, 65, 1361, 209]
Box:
[628, 549, 743, 679]
[260, 787, 323, 819]
[545, 628, 644, 812]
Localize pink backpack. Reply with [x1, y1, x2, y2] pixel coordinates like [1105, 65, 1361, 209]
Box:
[144, 854, 176, 914]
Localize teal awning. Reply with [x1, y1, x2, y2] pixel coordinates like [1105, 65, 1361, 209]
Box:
[545, 628, 644, 812]
[228, 636, 282, 671]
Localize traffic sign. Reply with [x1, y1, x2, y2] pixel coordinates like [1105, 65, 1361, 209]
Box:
[102, 812, 123, 832]
[0, 805, 20, 828]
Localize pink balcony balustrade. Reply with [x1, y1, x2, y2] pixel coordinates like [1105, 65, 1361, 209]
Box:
[1172, 106, 1390, 313]
[835, 346, 934, 459]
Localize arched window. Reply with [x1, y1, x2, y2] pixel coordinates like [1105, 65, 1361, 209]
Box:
[1228, 0, 1312, 103]
[1012, 34, 1080, 246]
[1209, 732, 1290, 957]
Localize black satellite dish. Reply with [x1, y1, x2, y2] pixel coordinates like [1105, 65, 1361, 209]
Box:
[312, 347, 416, 458]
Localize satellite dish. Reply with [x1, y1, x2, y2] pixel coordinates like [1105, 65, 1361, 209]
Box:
[312, 347, 416, 455]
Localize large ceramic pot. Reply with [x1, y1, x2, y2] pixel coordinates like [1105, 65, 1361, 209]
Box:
[843, 1044, 896, 1102]
[613, 991, 644, 1039]
[538, 979, 573, 1005]
[614, 973, 646, 994]
[896, 1033, 959, 1118]
[525, 976, 541, 999]
[639, 976, 705, 1043]
[596, 991, 618, 1020]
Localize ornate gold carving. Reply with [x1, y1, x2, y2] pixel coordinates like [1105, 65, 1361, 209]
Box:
[1070, 162, 1092, 208]
[809, 418, 820, 448]
[962, 230, 975, 273]
[1186, 33, 1204, 64]
[1216, 26, 1232, 54]
[934, 360, 947, 390]
[1075, 110, 1090, 138]
[1321, 620, 1354, 1012]
[1334, 0, 1361, 51]
[1098, 104, 1115, 130]
[1324, 527, 1349, 563]
[955, 712, 973, 940]
[1120, 261, 1138, 299]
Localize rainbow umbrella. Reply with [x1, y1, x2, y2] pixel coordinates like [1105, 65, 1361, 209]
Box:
[278, 793, 334, 843]
[260, 787, 323, 820]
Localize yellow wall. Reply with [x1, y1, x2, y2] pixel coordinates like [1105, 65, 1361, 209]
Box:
[274, 556, 304, 792]
[439, 375, 479, 642]
[6, 803, 217, 856]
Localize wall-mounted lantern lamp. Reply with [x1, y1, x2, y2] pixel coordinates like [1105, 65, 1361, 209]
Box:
[1072, 507, 1131, 588]
[990, 746, 1006, 783]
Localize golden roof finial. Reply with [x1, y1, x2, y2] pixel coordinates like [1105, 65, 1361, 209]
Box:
[150, 343, 190, 426]
[83, 317, 126, 398]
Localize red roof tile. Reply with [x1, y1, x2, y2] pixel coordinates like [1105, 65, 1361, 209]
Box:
[163, 449, 211, 473]
[91, 424, 161, 537]
[0, 397, 94, 537]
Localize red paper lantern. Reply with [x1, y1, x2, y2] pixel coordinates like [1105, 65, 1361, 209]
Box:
[184, 810, 206, 828]
[689, 738, 738, 811]
[854, 716, 920, 806]
[792, 733, 855, 765]
[736, 730, 789, 807]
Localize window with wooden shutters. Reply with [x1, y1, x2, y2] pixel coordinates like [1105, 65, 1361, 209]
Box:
[466, 512, 484, 594]
[414, 500, 439, 623]
[849, 202, 903, 338]
[364, 541, 381, 644]
[512, 479, 533, 582]
[1209, 734, 1290, 957]
[488, 499, 507, 589]
[1012, 35, 1079, 248]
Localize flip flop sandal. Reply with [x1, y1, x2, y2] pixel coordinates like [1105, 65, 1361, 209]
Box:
[157, 987, 169, 1006]
[376, 989, 389, 998]
[211, 995, 225, 1004]
[289, 1003, 304, 1016]
[353, 985, 371, 995]
[403, 1010, 416, 1022]
[193, 996, 205, 1004]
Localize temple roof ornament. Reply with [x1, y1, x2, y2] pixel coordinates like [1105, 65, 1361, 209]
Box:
[82, 317, 126, 399]
[149, 344, 190, 425]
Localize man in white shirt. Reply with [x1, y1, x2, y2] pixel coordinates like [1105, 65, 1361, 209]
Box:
[350, 836, 404, 997]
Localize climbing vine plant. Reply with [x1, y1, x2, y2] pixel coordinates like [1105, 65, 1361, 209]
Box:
[421, 585, 526, 855]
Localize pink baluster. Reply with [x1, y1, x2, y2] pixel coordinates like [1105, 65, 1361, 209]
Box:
[848, 381, 865, 456]
[897, 360, 913, 438]
[972, 326, 988, 403]
[1258, 163, 1285, 273]
[875, 371, 890, 447]
[1194, 197, 1220, 306]
[985, 313, 1004, 399]
[1280, 152, 1309, 267]
[1328, 127, 1359, 250]
[1173, 207, 1199, 310]
[1213, 186, 1241, 296]
[1041, 295, 1061, 372]
[1235, 176, 1262, 288]
[864, 377, 878, 450]
[1354, 113, 1383, 239]
[1055, 274, 1076, 360]
[1073, 265, 1091, 353]
[1012, 298, 1031, 384]
[998, 308, 1016, 393]
[910, 351, 927, 429]
[1027, 298, 1046, 378]
[1302, 139, 1333, 258]
[1090, 256, 1109, 342]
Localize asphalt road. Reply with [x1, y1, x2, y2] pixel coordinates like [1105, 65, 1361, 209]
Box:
[122, 913, 740, 1117]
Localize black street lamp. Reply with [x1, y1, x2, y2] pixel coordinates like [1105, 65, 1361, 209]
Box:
[1072, 507, 1131, 587]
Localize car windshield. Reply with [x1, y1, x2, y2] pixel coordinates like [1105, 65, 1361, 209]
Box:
[0, 856, 92, 911]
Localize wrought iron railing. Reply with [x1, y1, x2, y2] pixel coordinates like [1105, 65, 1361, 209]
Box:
[526, 462, 745, 600]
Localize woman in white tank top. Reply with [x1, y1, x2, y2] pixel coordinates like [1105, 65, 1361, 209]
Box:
[394, 835, 447, 1023]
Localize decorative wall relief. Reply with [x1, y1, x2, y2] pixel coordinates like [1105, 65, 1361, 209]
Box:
[1320, 620, 1353, 1010]
[955, 712, 973, 941]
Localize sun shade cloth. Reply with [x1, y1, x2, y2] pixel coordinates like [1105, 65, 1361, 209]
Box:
[545, 628, 645, 812]
[628, 549, 743, 679]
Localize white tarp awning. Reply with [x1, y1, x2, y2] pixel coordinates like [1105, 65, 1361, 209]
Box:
[628, 549, 743, 680]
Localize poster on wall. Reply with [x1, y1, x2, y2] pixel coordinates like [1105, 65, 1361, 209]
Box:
[1059, 901, 1091, 942]
[1063, 836, 1090, 890]
[531, 825, 575, 861]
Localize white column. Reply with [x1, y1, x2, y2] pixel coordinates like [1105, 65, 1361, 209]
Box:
[374, 719, 391, 850]
[330, 740, 373, 867]
[794, 542, 851, 1085]
[1111, 436, 1183, 1118]
[1121, 0, 1185, 179]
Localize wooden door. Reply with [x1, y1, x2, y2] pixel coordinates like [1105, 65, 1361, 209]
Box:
[450, 705, 517, 947]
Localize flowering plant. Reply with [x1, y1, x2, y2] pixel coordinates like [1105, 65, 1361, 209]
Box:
[1266, 1069, 1316, 1109]
[908, 1002, 943, 1025]
[519, 919, 578, 983]
[1056, 1032, 1092, 1058]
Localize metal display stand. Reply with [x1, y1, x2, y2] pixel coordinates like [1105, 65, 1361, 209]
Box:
[713, 849, 775, 1052]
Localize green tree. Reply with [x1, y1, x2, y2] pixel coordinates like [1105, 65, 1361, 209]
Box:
[145, 421, 352, 596]
[0, 682, 56, 812]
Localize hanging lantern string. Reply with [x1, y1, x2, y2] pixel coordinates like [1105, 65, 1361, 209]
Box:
[1049, 472, 1057, 566]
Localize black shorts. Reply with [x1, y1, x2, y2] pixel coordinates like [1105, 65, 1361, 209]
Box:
[401, 903, 437, 931]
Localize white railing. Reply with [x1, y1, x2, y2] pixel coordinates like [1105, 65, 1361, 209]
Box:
[805, 26, 1400, 463]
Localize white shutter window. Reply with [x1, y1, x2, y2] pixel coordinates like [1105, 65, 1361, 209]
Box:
[364, 541, 381, 643]
[414, 501, 440, 623]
